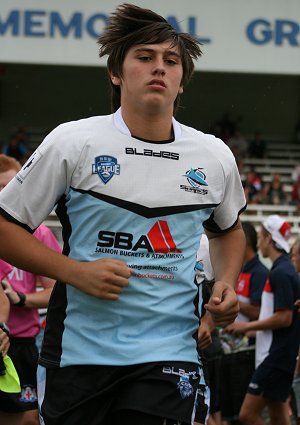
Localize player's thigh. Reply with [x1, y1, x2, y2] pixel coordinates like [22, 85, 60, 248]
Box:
[0, 411, 24, 425]
[239, 392, 267, 422]
[267, 399, 290, 425]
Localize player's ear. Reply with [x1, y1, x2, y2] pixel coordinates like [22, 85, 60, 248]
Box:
[110, 74, 121, 86]
[178, 86, 183, 94]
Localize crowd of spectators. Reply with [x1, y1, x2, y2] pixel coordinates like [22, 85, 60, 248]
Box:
[243, 171, 289, 206]
[242, 162, 300, 214]
[209, 113, 300, 213]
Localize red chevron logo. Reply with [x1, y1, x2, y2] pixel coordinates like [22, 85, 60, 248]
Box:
[147, 220, 181, 254]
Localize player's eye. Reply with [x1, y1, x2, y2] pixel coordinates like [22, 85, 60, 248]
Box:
[138, 56, 151, 62]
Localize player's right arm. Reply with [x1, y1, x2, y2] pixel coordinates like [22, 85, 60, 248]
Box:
[0, 215, 133, 300]
[0, 284, 9, 324]
[0, 284, 10, 356]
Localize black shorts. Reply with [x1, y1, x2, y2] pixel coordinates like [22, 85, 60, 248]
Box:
[38, 361, 200, 425]
[220, 348, 255, 420]
[0, 337, 38, 413]
[194, 383, 209, 424]
[247, 362, 294, 402]
[206, 355, 222, 414]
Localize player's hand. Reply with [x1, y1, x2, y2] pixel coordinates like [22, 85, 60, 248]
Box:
[204, 281, 239, 328]
[224, 321, 248, 335]
[0, 329, 9, 357]
[198, 322, 212, 350]
[1, 279, 20, 305]
[72, 258, 133, 301]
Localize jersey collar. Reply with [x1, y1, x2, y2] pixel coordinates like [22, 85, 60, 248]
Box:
[113, 107, 182, 140]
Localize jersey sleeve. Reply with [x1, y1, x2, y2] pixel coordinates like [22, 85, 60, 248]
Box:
[271, 269, 295, 311]
[250, 270, 268, 305]
[0, 122, 82, 231]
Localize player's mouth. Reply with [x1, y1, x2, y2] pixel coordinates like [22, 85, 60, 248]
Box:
[148, 79, 166, 89]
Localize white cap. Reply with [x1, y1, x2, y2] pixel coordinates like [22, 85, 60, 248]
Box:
[263, 214, 291, 254]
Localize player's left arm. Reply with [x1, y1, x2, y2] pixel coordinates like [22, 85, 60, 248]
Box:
[204, 219, 246, 327]
[227, 309, 293, 334]
[0, 283, 10, 323]
[238, 300, 261, 320]
[198, 311, 215, 350]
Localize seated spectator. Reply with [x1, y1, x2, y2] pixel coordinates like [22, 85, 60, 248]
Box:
[227, 130, 248, 172]
[290, 176, 300, 213]
[247, 131, 266, 159]
[258, 174, 288, 205]
[242, 169, 263, 204]
[292, 164, 300, 183]
[2, 129, 29, 163]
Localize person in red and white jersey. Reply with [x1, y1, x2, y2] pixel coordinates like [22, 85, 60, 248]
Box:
[227, 215, 300, 425]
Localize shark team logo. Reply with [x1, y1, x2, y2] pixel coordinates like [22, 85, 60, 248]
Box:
[180, 167, 208, 195]
[184, 168, 208, 188]
[92, 155, 120, 184]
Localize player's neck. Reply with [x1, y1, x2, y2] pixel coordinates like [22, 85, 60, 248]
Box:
[269, 249, 283, 264]
[244, 250, 256, 264]
[121, 106, 174, 142]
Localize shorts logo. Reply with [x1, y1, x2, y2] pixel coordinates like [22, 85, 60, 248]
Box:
[249, 382, 259, 390]
[177, 375, 193, 399]
[20, 385, 38, 403]
[92, 155, 120, 184]
[180, 168, 208, 195]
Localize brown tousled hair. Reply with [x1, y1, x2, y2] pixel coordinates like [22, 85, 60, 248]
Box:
[97, 3, 202, 113]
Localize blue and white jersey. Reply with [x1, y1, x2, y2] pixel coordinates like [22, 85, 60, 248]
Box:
[0, 109, 246, 368]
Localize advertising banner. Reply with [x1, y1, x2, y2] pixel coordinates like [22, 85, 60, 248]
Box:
[0, 0, 299, 74]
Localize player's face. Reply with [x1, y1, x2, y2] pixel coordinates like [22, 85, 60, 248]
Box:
[291, 242, 300, 274]
[257, 228, 270, 258]
[0, 169, 17, 191]
[112, 41, 183, 115]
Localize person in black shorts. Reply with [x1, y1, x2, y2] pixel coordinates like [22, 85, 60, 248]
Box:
[227, 215, 300, 425]
[221, 222, 268, 424]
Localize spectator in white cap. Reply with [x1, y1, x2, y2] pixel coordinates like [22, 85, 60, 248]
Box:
[226, 214, 300, 425]
[262, 214, 291, 254]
